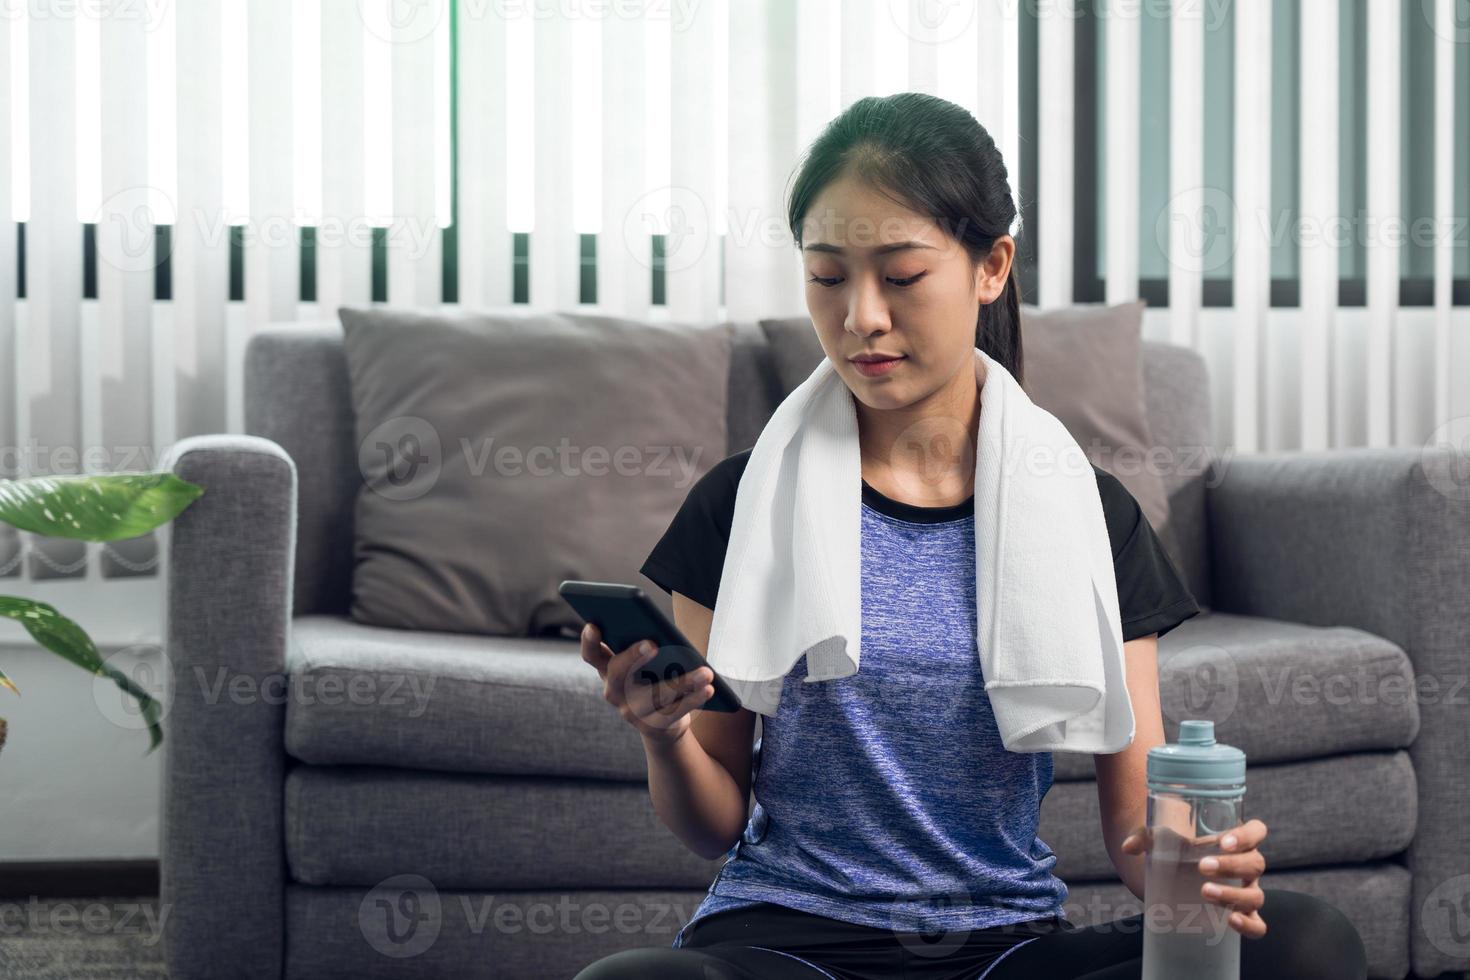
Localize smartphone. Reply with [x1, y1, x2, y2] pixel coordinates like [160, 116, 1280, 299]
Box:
[558, 580, 743, 713]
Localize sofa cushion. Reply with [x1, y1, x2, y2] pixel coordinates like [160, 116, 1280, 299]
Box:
[284, 614, 654, 781]
[285, 765, 727, 890]
[1042, 751, 1416, 881]
[337, 306, 731, 637]
[1052, 610, 1421, 781]
[285, 610, 1419, 784]
[281, 752, 1411, 892]
[281, 865, 1410, 980]
[1018, 300, 1170, 535]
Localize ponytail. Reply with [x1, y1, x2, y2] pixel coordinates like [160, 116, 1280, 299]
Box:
[976, 263, 1024, 388]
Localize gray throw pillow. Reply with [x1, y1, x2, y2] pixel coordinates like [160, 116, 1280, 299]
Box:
[759, 300, 1171, 534]
[339, 306, 731, 637]
[1018, 300, 1171, 535]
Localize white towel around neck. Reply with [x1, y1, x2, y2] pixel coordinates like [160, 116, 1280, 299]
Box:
[703, 345, 1135, 754]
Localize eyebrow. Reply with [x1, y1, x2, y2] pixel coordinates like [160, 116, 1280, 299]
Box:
[802, 240, 938, 256]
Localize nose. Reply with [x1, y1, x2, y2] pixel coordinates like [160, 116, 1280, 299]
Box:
[844, 275, 891, 339]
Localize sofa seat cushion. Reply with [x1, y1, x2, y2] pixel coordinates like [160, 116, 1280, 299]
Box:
[282, 753, 1410, 892]
[285, 609, 1419, 786]
[285, 765, 727, 890]
[284, 615, 651, 780]
[1053, 610, 1420, 781]
[1041, 750, 1415, 881]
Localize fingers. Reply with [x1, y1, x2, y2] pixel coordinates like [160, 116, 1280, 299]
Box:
[1200, 879, 1267, 936]
[1198, 849, 1266, 883]
[1120, 825, 1152, 854]
[606, 638, 663, 700]
[1220, 818, 1268, 853]
[580, 623, 613, 678]
[621, 667, 715, 732]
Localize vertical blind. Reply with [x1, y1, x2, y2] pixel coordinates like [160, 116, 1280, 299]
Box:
[0, 0, 1467, 588]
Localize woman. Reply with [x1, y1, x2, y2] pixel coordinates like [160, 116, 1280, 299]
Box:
[574, 92, 1367, 980]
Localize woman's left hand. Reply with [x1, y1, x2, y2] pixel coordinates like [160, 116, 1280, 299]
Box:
[1121, 817, 1270, 939]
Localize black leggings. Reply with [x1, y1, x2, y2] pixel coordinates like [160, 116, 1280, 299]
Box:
[571, 888, 1368, 980]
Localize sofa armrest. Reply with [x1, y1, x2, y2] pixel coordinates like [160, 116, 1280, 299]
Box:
[159, 435, 297, 980]
[1207, 446, 1470, 976]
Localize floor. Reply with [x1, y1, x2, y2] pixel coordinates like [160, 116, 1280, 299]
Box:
[2, 893, 1467, 979]
[0, 896, 165, 979]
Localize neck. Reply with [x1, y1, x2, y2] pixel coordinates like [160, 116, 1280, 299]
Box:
[856, 351, 984, 507]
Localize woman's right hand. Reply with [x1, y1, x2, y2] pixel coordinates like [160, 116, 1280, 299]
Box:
[580, 622, 715, 747]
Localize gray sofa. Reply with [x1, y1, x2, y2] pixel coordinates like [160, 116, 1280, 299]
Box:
[159, 316, 1470, 980]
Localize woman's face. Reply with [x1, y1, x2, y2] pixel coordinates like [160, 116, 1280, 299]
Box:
[799, 173, 1013, 411]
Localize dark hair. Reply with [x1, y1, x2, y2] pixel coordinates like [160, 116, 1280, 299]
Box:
[785, 92, 1024, 387]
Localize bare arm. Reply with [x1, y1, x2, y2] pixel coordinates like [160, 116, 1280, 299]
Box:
[641, 592, 757, 861]
[1094, 632, 1166, 901]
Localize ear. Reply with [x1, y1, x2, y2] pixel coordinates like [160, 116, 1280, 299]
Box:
[974, 235, 1015, 305]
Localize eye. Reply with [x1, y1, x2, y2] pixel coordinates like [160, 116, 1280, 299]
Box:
[805, 272, 928, 288]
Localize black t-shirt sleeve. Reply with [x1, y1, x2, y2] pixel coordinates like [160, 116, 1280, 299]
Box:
[1093, 465, 1202, 641]
[638, 450, 748, 611]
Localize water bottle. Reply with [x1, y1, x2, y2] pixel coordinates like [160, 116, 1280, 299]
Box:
[1141, 719, 1247, 980]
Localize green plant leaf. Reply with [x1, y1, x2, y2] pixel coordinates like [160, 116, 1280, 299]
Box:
[0, 666, 17, 695]
[0, 596, 162, 753]
[0, 473, 204, 542]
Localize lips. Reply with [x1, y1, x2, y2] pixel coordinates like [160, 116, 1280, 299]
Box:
[850, 354, 905, 377]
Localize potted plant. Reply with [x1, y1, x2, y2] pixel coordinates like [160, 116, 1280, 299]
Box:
[0, 473, 204, 756]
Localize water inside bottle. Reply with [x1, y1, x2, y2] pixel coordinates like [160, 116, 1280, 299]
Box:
[1141, 796, 1243, 980]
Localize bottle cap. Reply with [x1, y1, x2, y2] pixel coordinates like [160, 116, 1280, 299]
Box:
[1146, 720, 1246, 795]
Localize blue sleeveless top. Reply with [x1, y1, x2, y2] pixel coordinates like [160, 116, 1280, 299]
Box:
[639, 450, 1201, 948]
